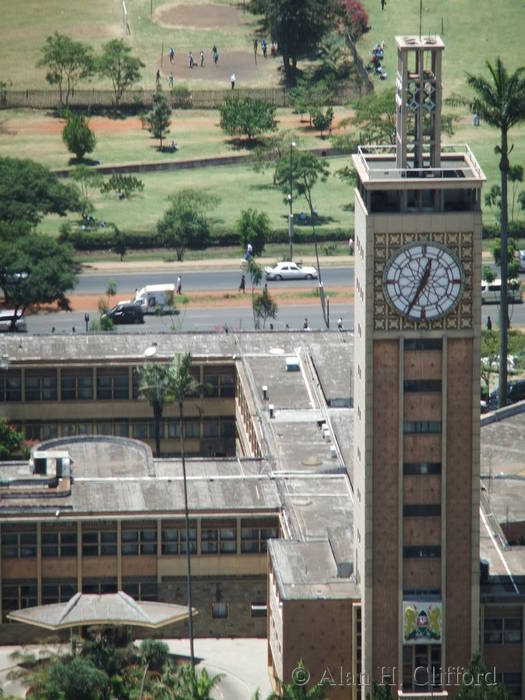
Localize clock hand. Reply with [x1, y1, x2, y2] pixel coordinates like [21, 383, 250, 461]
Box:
[406, 259, 432, 315]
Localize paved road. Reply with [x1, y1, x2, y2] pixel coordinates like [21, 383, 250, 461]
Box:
[75, 266, 356, 295]
[23, 303, 354, 335]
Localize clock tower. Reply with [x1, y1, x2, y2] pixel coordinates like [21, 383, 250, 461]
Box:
[352, 36, 485, 697]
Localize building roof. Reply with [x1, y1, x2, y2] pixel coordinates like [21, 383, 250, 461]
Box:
[8, 592, 193, 630]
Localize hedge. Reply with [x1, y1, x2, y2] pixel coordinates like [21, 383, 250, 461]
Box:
[63, 225, 351, 252]
[482, 221, 525, 239]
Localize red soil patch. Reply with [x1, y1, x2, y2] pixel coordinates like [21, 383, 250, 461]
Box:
[155, 3, 250, 29]
[157, 49, 274, 84]
[8, 116, 144, 137]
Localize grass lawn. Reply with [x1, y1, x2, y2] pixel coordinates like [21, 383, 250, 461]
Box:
[38, 156, 354, 238]
[0, 107, 351, 170]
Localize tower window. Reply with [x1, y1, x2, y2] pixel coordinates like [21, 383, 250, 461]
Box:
[403, 545, 441, 558]
[404, 421, 441, 434]
[404, 339, 442, 351]
[404, 462, 441, 475]
[404, 380, 442, 392]
[403, 504, 441, 517]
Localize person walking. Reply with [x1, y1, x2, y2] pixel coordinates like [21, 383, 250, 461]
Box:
[230, 72, 236, 89]
[261, 38, 267, 58]
[176, 275, 182, 295]
[303, 318, 310, 330]
[169, 47, 175, 63]
[168, 72, 174, 88]
[155, 69, 161, 86]
[381, 0, 386, 9]
[486, 315, 492, 331]
[188, 52, 194, 69]
[253, 38, 258, 63]
[239, 274, 246, 293]
[200, 49, 204, 67]
[212, 44, 219, 65]
[348, 236, 354, 255]
[337, 317, 343, 331]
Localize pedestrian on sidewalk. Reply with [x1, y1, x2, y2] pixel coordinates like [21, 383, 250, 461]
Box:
[230, 72, 236, 89]
[176, 275, 182, 295]
[486, 316, 492, 331]
[239, 274, 246, 293]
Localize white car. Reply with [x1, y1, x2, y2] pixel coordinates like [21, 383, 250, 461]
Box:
[264, 261, 318, 281]
[519, 250, 525, 273]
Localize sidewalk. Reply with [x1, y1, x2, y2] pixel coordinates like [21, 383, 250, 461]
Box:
[80, 255, 356, 275]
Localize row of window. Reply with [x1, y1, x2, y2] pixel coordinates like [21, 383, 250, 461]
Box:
[404, 380, 442, 393]
[1, 579, 266, 622]
[1, 522, 279, 559]
[403, 462, 441, 475]
[403, 504, 441, 517]
[0, 368, 235, 402]
[21, 417, 236, 443]
[403, 546, 441, 559]
[484, 617, 522, 645]
[404, 421, 442, 434]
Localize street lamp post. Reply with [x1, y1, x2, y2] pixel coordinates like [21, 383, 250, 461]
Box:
[288, 141, 296, 261]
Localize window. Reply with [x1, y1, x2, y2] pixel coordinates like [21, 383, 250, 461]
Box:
[404, 339, 443, 351]
[83, 580, 118, 594]
[220, 374, 235, 397]
[496, 673, 522, 699]
[201, 527, 218, 554]
[42, 422, 58, 440]
[61, 370, 93, 400]
[82, 528, 117, 556]
[212, 602, 228, 618]
[96, 421, 113, 435]
[403, 644, 441, 691]
[25, 422, 42, 441]
[201, 521, 237, 555]
[404, 421, 442, 434]
[122, 526, 157, 556]
[204, 373, 219, 397]
[241, 520, 279, 553]
[185, 421, 200, 439]
[403, 546, 441, 559]
[114, 420, 130, 437]
[220, 419, 235, 439]
[122, 579, 157, 601]
[161, 524, 197, 555]
[403, 504, 441, 517]
[61, 422, 77, 437]
[0, 370, 22, 402]
[1, 528, 37, 559]
[1, 581, 37, 621]
[97, 369, 129, 400]
[167, 420, 181, 438]
[484, 618, 522, 645]
[42, 529, 77, 557]
[404, 380, 442, 392]
[404, 462, 441, 475]
[203, 419, 219, 438]
[25, 370, 57, 401]
[42, 581, 76, 605]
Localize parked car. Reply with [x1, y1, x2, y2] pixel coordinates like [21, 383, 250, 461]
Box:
[518, 250, 525, 273]
[488, 379, 525, 409]
[481, 278, 522, 304]
[0, 310, 27, 333]
[264, 261, 318, 281]
[102, 302, 144, 325]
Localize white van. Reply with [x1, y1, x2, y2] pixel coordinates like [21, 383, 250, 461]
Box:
[481, 278, 522, 304]
[133, 284, 176, 314]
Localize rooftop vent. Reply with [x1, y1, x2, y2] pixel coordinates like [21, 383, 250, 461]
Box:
[285, 356, 300, 372]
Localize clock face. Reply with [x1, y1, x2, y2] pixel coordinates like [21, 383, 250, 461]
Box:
[382, 242, 464, 321]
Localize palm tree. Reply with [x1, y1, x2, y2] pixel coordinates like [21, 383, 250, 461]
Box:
[450, 58, 525, 406]
[137, 362, 174, 457]
[168, 352, 197, 669]
[267, 661, 327, 700]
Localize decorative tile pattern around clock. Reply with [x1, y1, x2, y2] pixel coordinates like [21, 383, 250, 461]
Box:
[374, 231, 473, 331]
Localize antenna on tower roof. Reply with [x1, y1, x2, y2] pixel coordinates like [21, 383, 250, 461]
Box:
[419, 0, 423, 39]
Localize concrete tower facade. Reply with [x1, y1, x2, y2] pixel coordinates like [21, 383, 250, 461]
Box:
[352, 36, 485, 697]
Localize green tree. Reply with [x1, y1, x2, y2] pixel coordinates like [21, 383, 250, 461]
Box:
[0, 420, 23, 460]
[274, 150, 330, 325]
[101, 173, 144, 199]
[312, 106, 334, 138]
[253, 287, 278, 329]
[0, 232, 79, 323]
[62, 111, 96, 161]
[237, 208, 270, 256]
[493, 237, 520, 279]
[42, 656, 110, 700]
[219, 96, 277, 142]
[70, 165, 103, 217]
[0, 157, 80, 226]
[140, 639, 170, 673]
[168, 353, 200, 669]
[172, 664, 223, 700]
[98, 39, 145, 109]
[146, 87, 172, 149]
[246, 258, 263, 329]
[256, 0, 336, 83]
[271, 660, 327, 699]
[456, 651, 508, 700]
[137, 362, 175, 458]
[37, 32, 95, 106]
[449, 58, 525, 407]
[481, 329, 500, 396]
[112, 225, 128, 261]
[157, 191, 215, 261]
